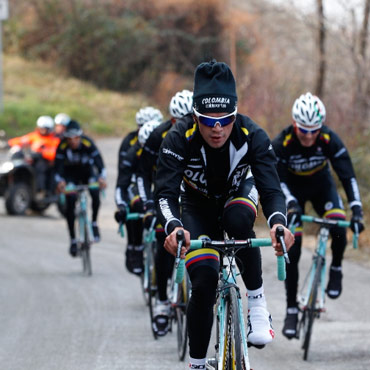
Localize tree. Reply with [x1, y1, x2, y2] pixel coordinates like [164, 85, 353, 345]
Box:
[315, 0, 326, 98]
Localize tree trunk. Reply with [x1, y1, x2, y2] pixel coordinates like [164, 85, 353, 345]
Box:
[315, 0, 326, 98]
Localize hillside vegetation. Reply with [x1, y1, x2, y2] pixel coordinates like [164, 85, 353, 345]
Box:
[0, 54, 151, 138]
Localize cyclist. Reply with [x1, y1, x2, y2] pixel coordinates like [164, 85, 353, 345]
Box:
[154, 60, 294, 369]
[54, 113, 71, 138]
[272, 92, 365, 339]
[114, 119, 161, 274]
[55, 120, 107, 257]
[8, 115, 60, 194]
[136, 89, 193, 336]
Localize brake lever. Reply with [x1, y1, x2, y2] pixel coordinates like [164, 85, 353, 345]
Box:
[276, 226, 290, 264]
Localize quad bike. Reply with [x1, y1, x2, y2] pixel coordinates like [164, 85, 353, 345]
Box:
[0, 146, 65, 215]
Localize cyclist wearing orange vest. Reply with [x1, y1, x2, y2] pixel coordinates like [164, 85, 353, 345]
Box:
[8, 116, 60, 192]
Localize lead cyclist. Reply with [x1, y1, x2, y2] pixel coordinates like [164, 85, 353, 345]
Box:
[154, 60, 294, 369]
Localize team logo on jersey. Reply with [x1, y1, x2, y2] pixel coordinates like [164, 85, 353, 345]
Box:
[324, 201, 333, 211]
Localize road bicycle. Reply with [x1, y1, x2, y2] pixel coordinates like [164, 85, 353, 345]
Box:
[290, 215, 358, 360]
[63, 182, 100, 276]
[167, 255, 191, 361]
[175, 228, 287, 370]
[119, 212, 158, 339]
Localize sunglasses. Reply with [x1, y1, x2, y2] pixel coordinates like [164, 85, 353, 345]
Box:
[193, 108, 237, 127]
[297, 126, 321, 135]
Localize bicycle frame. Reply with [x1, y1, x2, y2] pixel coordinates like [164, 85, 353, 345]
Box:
[299, 226, 329, 311]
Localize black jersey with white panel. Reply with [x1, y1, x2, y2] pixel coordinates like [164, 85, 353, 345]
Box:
[154, 114, 287, 235]
[272, 125, 362, 210]
[136, 119, 173, 208]
[115, 141, 142, 207]
[54, 134, 106, 183]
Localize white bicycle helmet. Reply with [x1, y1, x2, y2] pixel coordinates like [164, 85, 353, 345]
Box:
[136, 106, 163, 127]
[292, 92, 326, 130]
[138, 120, 161, 147]
[169, 90, 193, 118]
[36, 115, 55, 130]
[54, 113, 71, 126]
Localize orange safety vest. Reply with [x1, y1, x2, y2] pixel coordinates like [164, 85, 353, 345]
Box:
[8, 130, 61, 161]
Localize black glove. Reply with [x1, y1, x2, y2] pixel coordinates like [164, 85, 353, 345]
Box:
[287, 200, 302, 227]
[114, 207, 127, 224]
[350, 206, 365, 234]
[143, 211, 154, 230]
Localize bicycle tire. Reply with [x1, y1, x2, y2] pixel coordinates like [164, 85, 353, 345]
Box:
[302, 256, 323, 360]
[216, 288, 247, 370]
[176, 272, 190, 361]
[81, 222, 92, 276]
[147, 242, 157, 339]
[141, 242, 152, 306]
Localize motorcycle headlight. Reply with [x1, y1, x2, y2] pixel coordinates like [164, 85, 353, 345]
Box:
[0, 161, 14, 173]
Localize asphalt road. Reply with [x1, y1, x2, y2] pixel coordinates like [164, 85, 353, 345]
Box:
[1, 138, 369, 370]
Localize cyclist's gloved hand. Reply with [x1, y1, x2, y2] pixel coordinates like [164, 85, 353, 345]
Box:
[350, 206, 365, 234]
[287, 200, 302, 227]
[143, 211, 154, 230]
[114, 206, 127, 224]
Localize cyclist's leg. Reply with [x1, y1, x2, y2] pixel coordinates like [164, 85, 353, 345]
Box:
[313, 176, 346, 299]
[155, 225, 174, 301]
[89, 186, 101, 242]
[128, 187, 144, 275]
[153, 225, 174, 336]
[182, 196, 221, 366]
[222, 178, 273, 346]
[65, 193, 78, 256]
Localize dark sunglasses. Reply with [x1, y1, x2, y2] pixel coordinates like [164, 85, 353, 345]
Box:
[297, 126, 321, 135]
[193, 108, 237, 127]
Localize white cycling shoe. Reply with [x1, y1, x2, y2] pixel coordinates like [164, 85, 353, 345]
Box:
[247, 306, 275, 348]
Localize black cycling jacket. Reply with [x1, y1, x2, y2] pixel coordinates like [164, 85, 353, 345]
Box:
[115, 141, 142, 207]
[136, 119, 173, 209]
[54, 135, 106, 183]
[272, 125, 362, 210]
[117, 130, 139, 169]
[154, 114, 287, 235]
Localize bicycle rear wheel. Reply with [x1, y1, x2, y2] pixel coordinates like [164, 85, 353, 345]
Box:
[301, 257, 323, 360]
[176, 272, 190, 361]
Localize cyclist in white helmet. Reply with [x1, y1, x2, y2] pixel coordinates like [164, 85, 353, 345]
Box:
[135, 89, 193, 337]
[8, 115, 60, 194]
[54, 113, 71, 138]
[272, 92, 365, 339]
[114, 119, 161, 275]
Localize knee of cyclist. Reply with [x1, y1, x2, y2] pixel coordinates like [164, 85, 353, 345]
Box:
[190, 266, 218, 301]
[223, 207, 255, 239]
[287, 242, 302, 264]
[330, 225, 346, 240]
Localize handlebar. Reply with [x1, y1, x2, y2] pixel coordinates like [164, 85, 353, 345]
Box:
[289, 214, 358, 249]
[175, 230, 287, 284]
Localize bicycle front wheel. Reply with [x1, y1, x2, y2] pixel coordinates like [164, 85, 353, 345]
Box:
[218, 287, 248, 370]
[301, 256, 323, 360]
[81, 221, 92, 276]
[146, 242, 157, 339]
[176, 272, 190, 361]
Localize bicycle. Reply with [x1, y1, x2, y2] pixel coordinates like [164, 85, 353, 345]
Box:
[63, 182, 100, 276]
[290, 215, 358, 361]
[175, 228, 287, 370]
[167, 256, 192, 361]
[119, 212, 158, 339]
